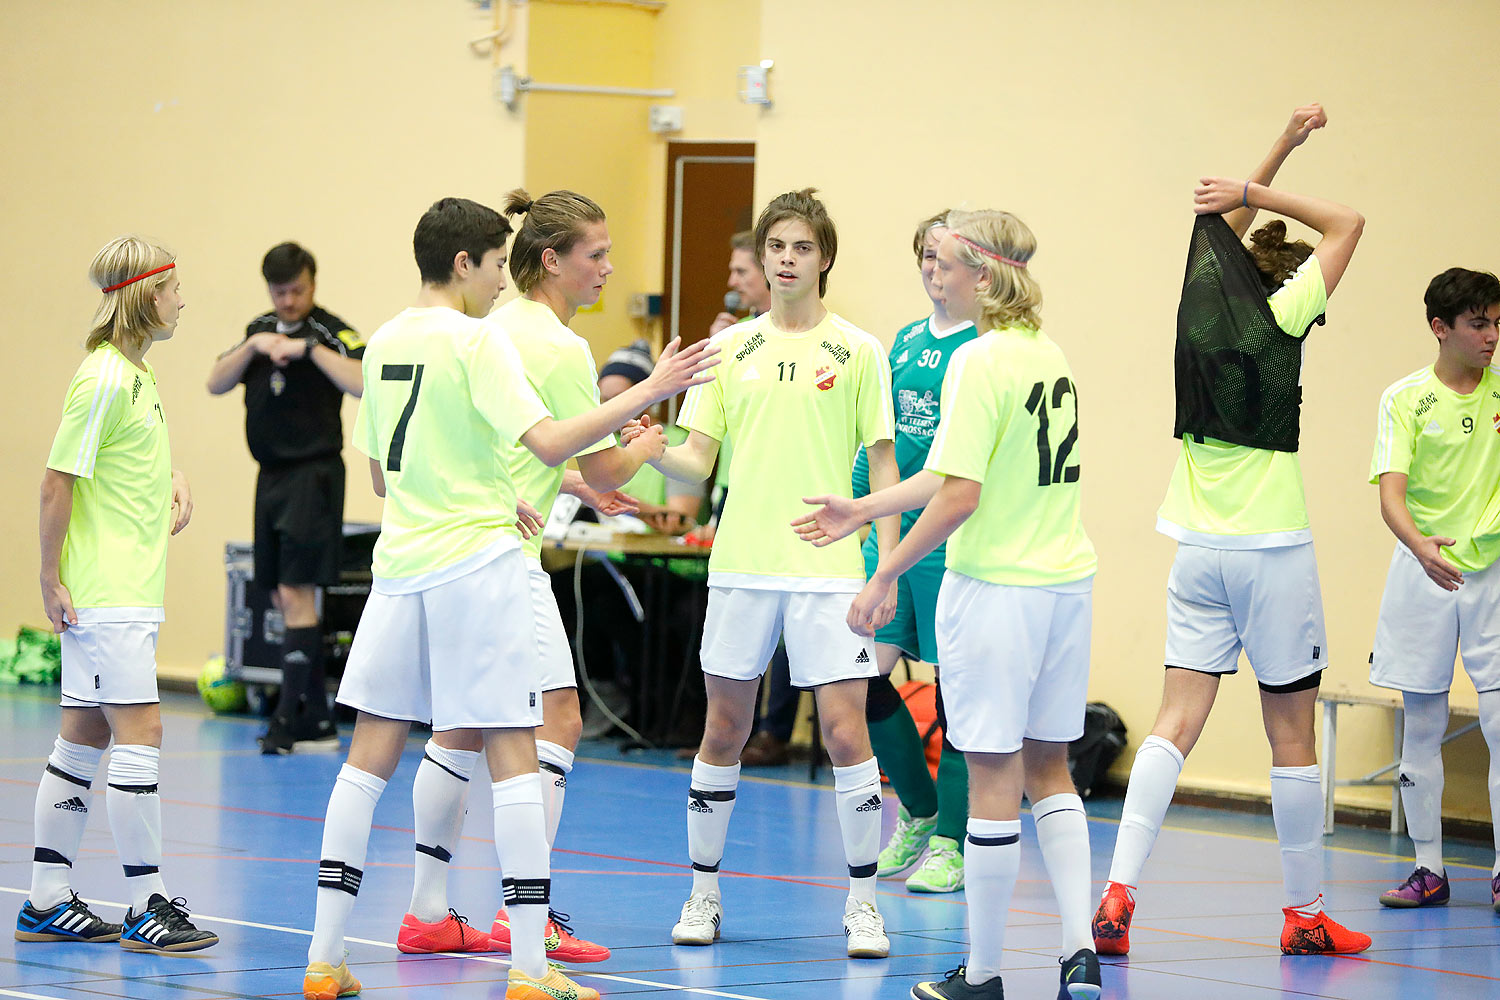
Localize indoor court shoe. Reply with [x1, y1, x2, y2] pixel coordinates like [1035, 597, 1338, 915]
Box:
[843, 896, 890, 958]
[506, 966, 600, 1000]
[906, 835, 965, 892]
[1279, 902, 1371, 955]
[292, 716, 342, 753]
[1492, 872, 1500, 913]
[15, 893, 122, 942]
[670, 890, 722, 945]
[1091, 880, 1135, 955]
[1378, 866, 1450, 908]
[303, 959, 361, 999]
[877, 805, 937, 877]
[1057, 948, 1101, 1000]
[491, 908, 611, 962]
[912, 966, 1004, 1000]
[120, 894, 218, 953]
[258, 717, 296, 756]
[397, 909, 492, 953]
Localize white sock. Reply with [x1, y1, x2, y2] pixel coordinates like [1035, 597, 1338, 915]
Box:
[964, 817, 1020, 986]
[1398, 691, 1448, 874]
[308, 765, 387, 966]
[1477, 690, 1500, 877]
[687, 757, 739, 896]
[536, 739, 574, 849]
[492, 773, 550, 980]
[832, 757, 882, 904]
[1107, 735, 1183, 888]
[105, 744, 166, 912]
[30, 738, 105, 910]
[408, 741, 479, 923]
[1270, 764, 1322, 909]
[1032, 792, 1092, 958]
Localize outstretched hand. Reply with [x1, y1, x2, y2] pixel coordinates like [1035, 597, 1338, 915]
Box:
[1282, 103, 1327, 149]
[790, 495, 865, 546]
[645, 336, 721, 400]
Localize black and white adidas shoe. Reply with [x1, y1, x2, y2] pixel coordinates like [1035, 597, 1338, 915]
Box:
[120, 894, 218, 953]
[15, 893, 123, 943]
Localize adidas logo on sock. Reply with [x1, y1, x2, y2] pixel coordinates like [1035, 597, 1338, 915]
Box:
[855, 794, 882, 812]
[854, 648, 870, 664]
[688, 799, 712, 813]
[53, 797, 88, 813]
[1399, 773, 1416, 788]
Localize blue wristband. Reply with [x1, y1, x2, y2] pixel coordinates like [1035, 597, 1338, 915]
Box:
[1242, 182, 1250, 208]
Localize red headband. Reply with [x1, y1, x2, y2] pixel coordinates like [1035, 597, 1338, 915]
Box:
[952, 232, 1027, 269]
[102, 262, 175, 293]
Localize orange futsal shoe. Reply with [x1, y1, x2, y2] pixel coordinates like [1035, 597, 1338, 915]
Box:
[1280, 901, 1371, 955]
[491, 908, 611, 963]
[1091, 881, 1135, 956]
[506, 966, 600, 1000]
[303, 960, 361, 999]
[396, 909, 493, 953]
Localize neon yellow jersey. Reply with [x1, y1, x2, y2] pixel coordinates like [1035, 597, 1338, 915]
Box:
[925, 326, 1096, 586]
[1371, 364, 1500, 572]
[493, 297, 616, 560]
[353, 307, 550, 589]
[679, 312, 893, 590]
[1157, 257, 1328, 547]
[45, 343, 171, 619]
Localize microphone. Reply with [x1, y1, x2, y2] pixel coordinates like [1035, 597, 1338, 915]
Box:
[723, 291, 742, 314]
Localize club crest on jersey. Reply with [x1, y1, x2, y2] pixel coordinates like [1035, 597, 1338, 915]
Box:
[815, 365, 837, 391]
[271, 370, 287, 396]
[1493, 413, 1500, 433]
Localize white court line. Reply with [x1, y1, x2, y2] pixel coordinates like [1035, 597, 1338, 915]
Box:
[0, 887, 773, 1000]
[1, 989, 65, 1000]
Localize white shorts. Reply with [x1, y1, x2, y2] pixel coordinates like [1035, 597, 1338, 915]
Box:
[336, 548, 543, 731]
[60, 622, 160, 707]
[700, 587, 877, 688]
[526, 557, 575, 693]
[1164, 542, 1327, 687]
[1370, 545, 1500, 694]
[935, 570, 1092, 754]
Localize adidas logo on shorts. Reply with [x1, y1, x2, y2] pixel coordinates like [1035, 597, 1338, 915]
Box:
[855, 794, 882, 812]
[1399, 772, 1415, 788]
[854, 648, 870, 665]
[53, 796, 88, 813]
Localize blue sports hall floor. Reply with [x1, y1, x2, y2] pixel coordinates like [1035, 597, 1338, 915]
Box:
[1, 687, 1496, 999]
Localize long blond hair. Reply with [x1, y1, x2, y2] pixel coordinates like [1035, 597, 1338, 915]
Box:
[945, 210, 1041, 332]
[86, 236, 175, 353]
[501, 188, 607, 294]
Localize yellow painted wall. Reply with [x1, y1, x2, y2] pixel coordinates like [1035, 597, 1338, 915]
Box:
[0, 1, 527, 680]
[522, 2, 659, 355]
[754, 0, 1500, 822]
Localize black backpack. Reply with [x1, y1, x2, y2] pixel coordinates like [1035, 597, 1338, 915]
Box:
[1068, 702, 1127, 798]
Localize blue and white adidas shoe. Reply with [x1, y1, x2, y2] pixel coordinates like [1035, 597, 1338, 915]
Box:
[15, 893, 123, 943]
[120, 894, 218, 953]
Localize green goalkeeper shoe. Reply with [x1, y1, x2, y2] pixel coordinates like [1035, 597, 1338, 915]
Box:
[877, 805, 938, 877]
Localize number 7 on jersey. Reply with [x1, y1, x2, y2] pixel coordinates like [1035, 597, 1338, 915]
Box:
[382, 364, 424, 472]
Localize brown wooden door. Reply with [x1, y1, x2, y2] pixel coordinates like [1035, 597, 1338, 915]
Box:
[662, 141, 755, 352]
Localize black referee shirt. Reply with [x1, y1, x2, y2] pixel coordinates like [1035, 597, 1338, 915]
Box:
[237, 305, 364, 467]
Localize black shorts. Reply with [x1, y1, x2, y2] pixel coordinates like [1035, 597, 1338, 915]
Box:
[254, 456, 345, 588]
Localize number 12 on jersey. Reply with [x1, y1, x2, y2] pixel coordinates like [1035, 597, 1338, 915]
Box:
[1023, 377, 1080, 486]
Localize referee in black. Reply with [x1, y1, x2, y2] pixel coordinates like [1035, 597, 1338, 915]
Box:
[208, 242, 364, 754]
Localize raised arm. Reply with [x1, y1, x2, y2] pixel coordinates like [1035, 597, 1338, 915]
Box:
[1195, 179, 1364, 296]
[1223, 104, 1327, 239]
[520, 337, 718, 468]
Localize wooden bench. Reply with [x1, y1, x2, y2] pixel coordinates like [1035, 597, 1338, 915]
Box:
[1317, 684, 1480, 836]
